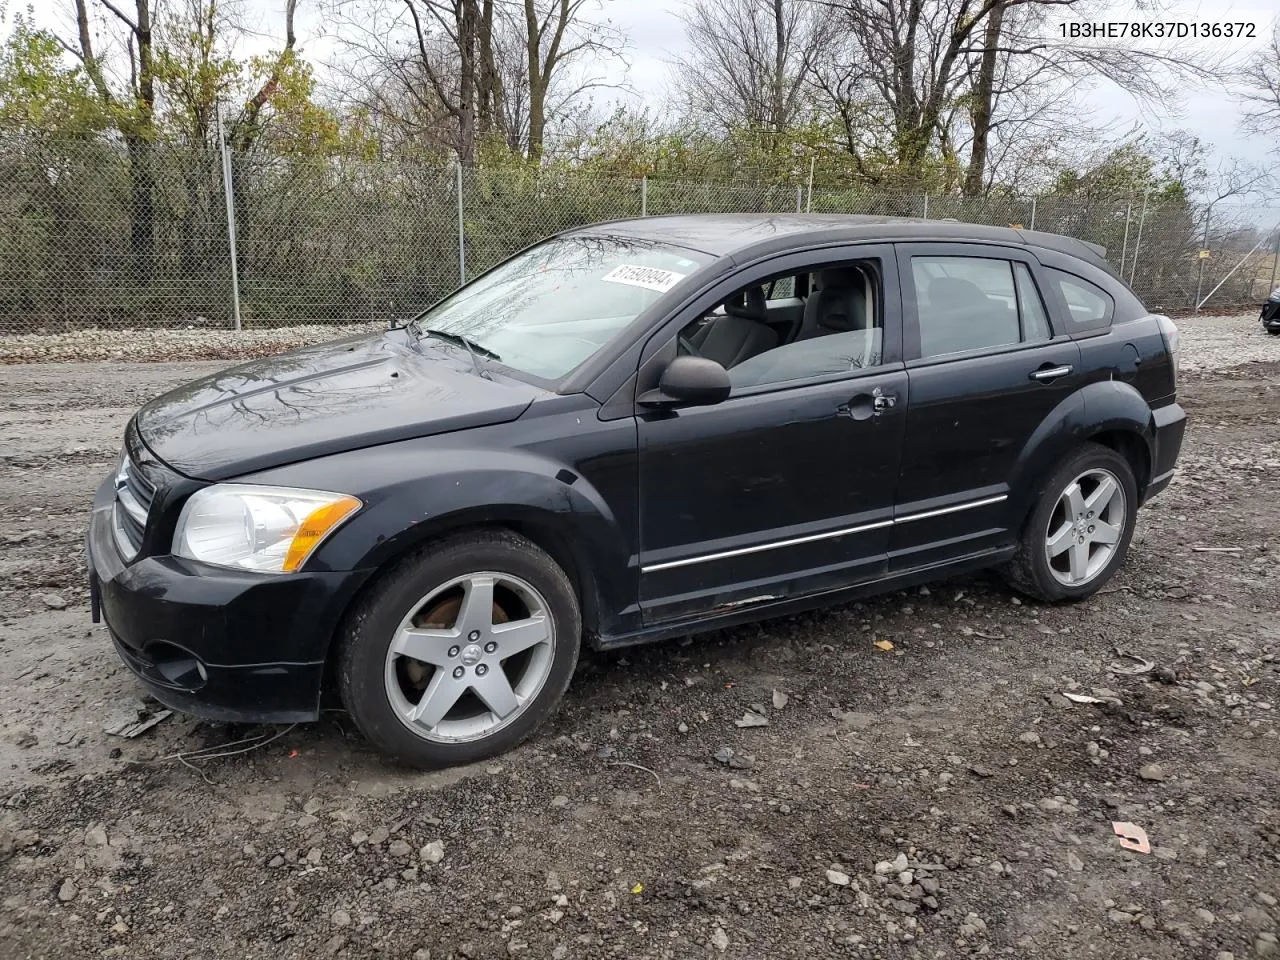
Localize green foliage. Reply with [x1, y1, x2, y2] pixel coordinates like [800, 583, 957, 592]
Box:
[0, 14, 108, 136]
[1049, 140, 1191, 204]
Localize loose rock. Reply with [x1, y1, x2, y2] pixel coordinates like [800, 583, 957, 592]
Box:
[420, 840, 445, 864]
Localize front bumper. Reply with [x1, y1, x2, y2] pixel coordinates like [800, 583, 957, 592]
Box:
[87, 475, 365, 724]
[1262, 299, 1280, 330]
[1144, 401, 1187, 503]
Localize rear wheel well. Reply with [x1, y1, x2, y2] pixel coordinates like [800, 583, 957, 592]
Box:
[1087, 429, 1150, 494]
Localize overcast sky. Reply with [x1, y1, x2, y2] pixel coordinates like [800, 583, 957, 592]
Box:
[12, 0, 1277, 170]
[602, 0, 1276, 169]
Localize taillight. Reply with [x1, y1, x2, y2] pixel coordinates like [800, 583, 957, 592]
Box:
[1154, 314, 1178, 386]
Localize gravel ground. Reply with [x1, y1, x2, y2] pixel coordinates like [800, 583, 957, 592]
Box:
[0, 322, 1278, 960]
[0, 323, 384, 364]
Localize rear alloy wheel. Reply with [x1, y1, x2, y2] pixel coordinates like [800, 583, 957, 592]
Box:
[1005, 443, 1139, 602]
[1043, 468, 1127, 587]
[337, 531, 580, 768]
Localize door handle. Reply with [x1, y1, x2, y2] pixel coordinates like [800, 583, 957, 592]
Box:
[838, 387, 896, 420]
[1029, 364, 1073, 382]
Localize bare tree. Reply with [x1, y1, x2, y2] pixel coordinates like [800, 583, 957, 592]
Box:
[328, 0, 624, 163]
[1238, 19, 1280, 135]
[520, 0, 625, 159]
[64, 0, 158, 267]
[671, 0, 839, 141]
[226, 0, 300, 153]
[814, 0, 1229, 188]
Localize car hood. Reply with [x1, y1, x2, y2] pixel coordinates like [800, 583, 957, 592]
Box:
[134, 330, 544, 480]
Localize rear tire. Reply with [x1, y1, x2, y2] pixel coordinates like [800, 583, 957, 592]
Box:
[1004, 443, 1138, 602]
[336, 530, 581, 768]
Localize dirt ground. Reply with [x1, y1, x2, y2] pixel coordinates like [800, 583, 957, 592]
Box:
[1, 334, 1279, 960]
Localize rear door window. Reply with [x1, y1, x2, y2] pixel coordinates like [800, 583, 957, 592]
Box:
[911, 256, 1022, 358]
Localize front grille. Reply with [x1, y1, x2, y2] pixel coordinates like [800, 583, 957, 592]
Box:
[112, 453, 156, 560]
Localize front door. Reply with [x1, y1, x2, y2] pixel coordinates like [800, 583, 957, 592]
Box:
[634, 246, 907, 624]
[889, 242, 1082, 570]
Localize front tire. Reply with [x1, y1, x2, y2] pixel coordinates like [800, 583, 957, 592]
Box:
[336, 530, 581, 768]
[1004, 443, 1139, 602]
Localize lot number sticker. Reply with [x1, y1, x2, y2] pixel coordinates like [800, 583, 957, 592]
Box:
[601, 264, 687, 293]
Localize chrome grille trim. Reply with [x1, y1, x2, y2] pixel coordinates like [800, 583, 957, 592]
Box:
[112, 452, 156, 561]
[116, 483, 148, 526]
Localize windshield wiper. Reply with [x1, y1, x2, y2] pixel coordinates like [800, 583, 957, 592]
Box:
[416, 328, 501, 379]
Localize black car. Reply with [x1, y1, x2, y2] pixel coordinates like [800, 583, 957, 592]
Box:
[1263, 287, 1280, 333]
[87, 214, 1187, 768]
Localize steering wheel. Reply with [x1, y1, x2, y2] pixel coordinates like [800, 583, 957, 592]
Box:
[677, 333, 700, 357]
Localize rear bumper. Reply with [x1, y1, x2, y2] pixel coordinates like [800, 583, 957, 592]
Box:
[1144, 401, 1187, 503]
[87, 475, 366, 724]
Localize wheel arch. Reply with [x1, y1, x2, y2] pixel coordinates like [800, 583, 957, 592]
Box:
[1008, 379, 1155, 531]
[331, 501, 616, 657]
[1085, 427, 1151, 495]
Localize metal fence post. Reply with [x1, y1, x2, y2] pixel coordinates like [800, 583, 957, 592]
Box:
[1196, 228, 1276, 310]
[1269, 228, 1279, 294]
[641, 176, 648, 217]
[922, 192, 929, 219]
[1194, 203, 1215, 310]
[455, 159, 466, 285]
[1129, 190, 1149, 286]
[805, 156, 814, 213]
[215, 106, 243, 332]
[1029, 196, 1037, 231]
[795, 185, 802, 213]
[1119, 200, 1133, 279]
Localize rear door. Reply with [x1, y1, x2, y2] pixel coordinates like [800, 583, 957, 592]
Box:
[889, 242, 1081, 570]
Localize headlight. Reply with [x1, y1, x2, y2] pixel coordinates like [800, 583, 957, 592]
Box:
[173, 484, 361, 573]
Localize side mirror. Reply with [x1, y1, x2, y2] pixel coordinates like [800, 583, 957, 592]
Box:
[638, 355, 731, 408]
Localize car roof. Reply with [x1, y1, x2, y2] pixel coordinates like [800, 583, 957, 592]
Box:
[570, 213, 1110, 270]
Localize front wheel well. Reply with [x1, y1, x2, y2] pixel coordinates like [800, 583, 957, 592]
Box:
[318, 518, 599, 709]
[328, 516, 598, 655]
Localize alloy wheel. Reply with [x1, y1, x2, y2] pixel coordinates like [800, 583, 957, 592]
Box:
[384, 572, 556, 743]
[1044, 467, 1127, 587]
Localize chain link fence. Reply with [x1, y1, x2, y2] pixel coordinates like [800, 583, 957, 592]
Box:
[1, 135, 1277, 335]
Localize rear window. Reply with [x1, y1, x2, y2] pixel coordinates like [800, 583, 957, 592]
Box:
[1046, 268, 1113, 331]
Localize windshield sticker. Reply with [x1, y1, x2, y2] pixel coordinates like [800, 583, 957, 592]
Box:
[601, 264, 687, 293]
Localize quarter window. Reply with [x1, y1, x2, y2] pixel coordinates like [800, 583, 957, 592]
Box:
[1046, 268, 1113, 329]
[1014, 262, 1052, 342]
[768, 275, 796, 299]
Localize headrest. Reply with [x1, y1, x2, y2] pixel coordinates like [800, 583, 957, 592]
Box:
[817, 286, 867, 331]
[814, 268, 863, 291]
[725, 285, 767, 322]
[928, 276, 988, 309]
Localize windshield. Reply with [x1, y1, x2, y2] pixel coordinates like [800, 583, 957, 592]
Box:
[411, 236, 712, 380]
